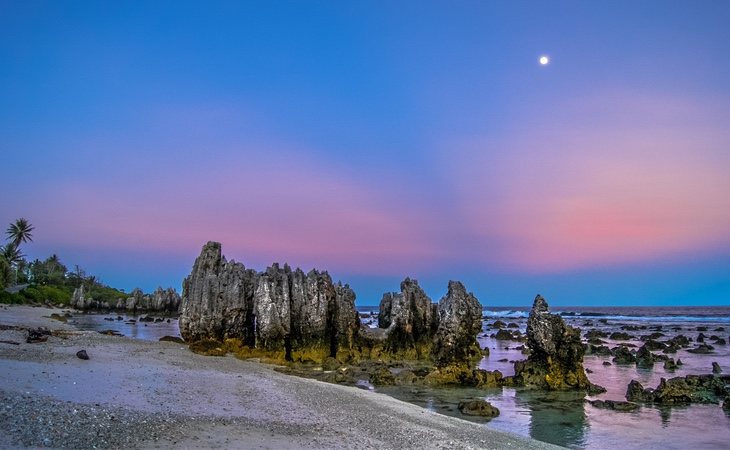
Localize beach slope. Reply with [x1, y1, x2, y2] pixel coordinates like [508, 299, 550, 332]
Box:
[0, 306, 557, 449]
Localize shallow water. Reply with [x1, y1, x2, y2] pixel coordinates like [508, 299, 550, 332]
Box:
[66, 312, 181, 341]
[361, 306, 730, 449]
[75, 308, 730, 448]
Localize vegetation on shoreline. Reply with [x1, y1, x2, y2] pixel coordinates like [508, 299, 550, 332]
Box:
[0, 218, 126, 306]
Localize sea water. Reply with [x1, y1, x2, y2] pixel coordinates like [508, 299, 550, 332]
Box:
[361, 306, 730, 449]
[73, 307, 730, 449]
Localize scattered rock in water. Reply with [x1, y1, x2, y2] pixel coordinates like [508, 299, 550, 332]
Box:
[687, 344, 715, 354]
[493, 329, 516, 340]
[641, 332, 665, 341]
[49, 313, 68, 323]
[603, 361, 612, 366]
[457, 399, 500, 418]
[697, 333, 706, 343]
[664, 359, 678, 371]
[76, 349, 89, 360]
[626, 375, 730, 405]
[321, 357, 340, 371]
[490, 320, 507, 329]
[585, 330, 608, 339]
[511, 295, 603, 392]
[712, 362, 722, 374]
[188, 339, 227, 356]
[159, 336, 185, 344]
[116, 316, 124, 321]
[715, 338, 727, 345]
[636, 345, 658, 368]
[26, 328, 51, 343]
[369, 366, 396, 386]
[585, 344, 611, 356]
[395, 369, 418, 385]
[98, 330, 123, 336]
[139, 316, 155, 323]
[589, 399, 640, 412]
[609, 332, 633, 341]
[714, 327, 725, 332]
[612, 346, 636, 365]
[642, 340, 666, 351]
[507, 322, 519, 329]
[696, 326, 708, 332]
[103, 317, 114, 321]
[423, 366, 503, 388]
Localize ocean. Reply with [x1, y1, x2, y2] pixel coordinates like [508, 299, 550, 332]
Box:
[359, 305, 730, 449]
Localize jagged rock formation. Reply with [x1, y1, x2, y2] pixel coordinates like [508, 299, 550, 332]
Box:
[626, 375, 730, 405]
[431, 281, 483, 367]
[179, 242, 257, 345]
[71, 286, 180, 313]
[511, 295, 603, 392]
[377, 278, 436, 358]
[179, 242, 359, 362]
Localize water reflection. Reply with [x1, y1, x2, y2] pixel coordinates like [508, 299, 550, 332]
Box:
[515, 389, 587, 448]
[68, 312, 181, 341]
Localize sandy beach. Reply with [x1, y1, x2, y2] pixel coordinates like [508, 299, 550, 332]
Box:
[0, 305, 557, 449]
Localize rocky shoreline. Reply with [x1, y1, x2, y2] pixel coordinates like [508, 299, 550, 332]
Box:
[0, 305, 558, 449]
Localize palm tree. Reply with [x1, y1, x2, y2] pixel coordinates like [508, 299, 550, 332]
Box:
[1, 243, 24, 266]
[6, 218, 34, 247]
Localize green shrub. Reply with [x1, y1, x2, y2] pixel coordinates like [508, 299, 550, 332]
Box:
[0, 290, 25, 304]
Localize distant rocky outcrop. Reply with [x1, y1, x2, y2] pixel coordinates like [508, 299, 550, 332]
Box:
[510, 295, 604, 392]
[179, 242, 359, 362]
[71, 286, 180, 313]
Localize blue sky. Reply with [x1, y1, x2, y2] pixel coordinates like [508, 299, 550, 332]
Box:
[1, 1, 729, 306]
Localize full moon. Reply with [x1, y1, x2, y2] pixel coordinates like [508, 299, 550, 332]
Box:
[539, 55, 550, 65]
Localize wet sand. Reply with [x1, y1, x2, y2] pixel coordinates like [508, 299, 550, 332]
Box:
[0, 305, 557, 449]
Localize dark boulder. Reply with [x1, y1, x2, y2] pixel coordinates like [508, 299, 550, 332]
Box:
[687, 344, 715, 354]
[609, 332, 633, 341]
[612, 346, 636, 365]
[494, 329, 516, 340]
[159, 336, 185, 344]
[627, 374, 730, 405]
[76, 349, 89, 360]
[458, 399, 500, 418]
[369, 366, 396, 386]
[636, 345, 658, 368]
[589, 399, 640, 412]
[26, 327, 51, 344]
[712, 362, 722, 374]
[664, 359, 679, 371]
[626, 380, 655, 403]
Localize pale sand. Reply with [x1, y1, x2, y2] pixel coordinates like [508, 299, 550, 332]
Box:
[0, 305, 560, 449]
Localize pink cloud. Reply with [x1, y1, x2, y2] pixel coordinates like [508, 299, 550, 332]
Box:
[44, 144, 447, 275]
[445, 90, 730, 272]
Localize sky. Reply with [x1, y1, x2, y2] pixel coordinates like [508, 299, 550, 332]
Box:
[1, 1, 729, 306]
